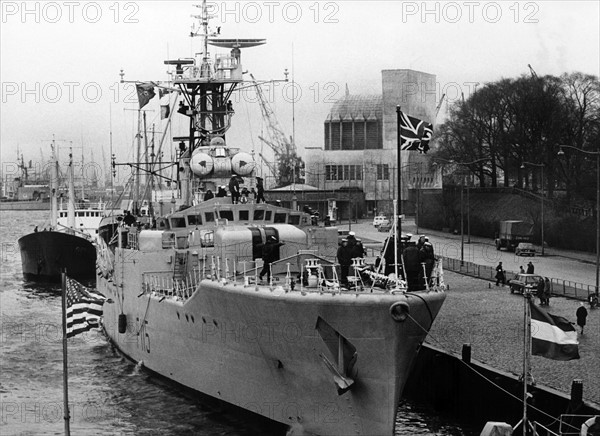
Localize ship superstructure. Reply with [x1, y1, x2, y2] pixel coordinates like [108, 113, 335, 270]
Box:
[97, 3, 446, 435]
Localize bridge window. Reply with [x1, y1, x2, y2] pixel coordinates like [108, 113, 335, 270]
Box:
[288, 215, 300, 225]
[253, 210, 264, 220]
[205, 212, 215, 223]
[239, 210, 249, 221]
[187, 214, 202, 226]
[171, 217, 186, 228]
[274, 213, 287, 223]
[219, 210, 234, 221]
[265, 211, 272, 221]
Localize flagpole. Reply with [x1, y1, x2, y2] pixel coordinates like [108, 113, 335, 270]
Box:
[61, 271, 71, 436]
[522, 291, 531, 435]
[396, 106, 403, 239]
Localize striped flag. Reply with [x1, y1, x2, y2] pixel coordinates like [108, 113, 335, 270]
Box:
[136, 83, 156, 109]
[530, 301, 579, 361]
[399, 111, 433, 154]
[65, 277, 106, 338]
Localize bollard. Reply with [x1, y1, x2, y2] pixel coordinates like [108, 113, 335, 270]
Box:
[570, 379, 583, 405]
[462, 343, 471, 363]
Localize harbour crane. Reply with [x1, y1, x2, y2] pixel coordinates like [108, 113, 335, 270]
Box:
[250, 73, 304, 187]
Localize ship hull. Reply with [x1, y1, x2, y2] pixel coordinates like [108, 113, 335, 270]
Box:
[0, 200, 51, 211]
[100, 249, 445, 436]
[18, 231, 96, 281]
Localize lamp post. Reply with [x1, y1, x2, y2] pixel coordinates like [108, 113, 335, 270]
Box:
[433, 157, 486, 266]
[521, 161, 545, 256]
[558, 145, 600, 303]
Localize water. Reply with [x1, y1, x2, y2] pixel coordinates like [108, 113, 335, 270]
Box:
[1, 210, 475, 435]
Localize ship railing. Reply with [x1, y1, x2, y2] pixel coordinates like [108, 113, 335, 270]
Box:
[127, 232, 139, 250]
[59, 201, 106, 210]
[142, 269, 203, 301]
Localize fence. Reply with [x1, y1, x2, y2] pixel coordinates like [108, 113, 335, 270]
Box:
[443, 257, 597, 301]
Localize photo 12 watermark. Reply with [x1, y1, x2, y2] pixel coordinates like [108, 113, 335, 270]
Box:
[400, 1, 540, 24]
[205, 1, 340, 24]
[1, 1, 140, 24]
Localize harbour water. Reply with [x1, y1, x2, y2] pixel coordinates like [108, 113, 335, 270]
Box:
[1, 210, 476, 435]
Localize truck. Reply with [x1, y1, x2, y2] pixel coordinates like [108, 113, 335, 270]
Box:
[495, 220, 534, 252]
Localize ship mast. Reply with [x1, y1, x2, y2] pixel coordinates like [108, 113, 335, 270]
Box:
[50, 139, 59, 229]
[67, 145, 76, 229]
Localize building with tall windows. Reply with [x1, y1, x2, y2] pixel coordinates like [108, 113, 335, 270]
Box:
[300, 69, 442, 220]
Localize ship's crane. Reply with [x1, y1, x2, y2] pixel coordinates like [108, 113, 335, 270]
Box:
[250, 73, 304, 187]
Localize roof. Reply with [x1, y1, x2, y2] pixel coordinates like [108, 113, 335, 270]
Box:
[327, 95, 382, 121]
[269, 184, 319, 192]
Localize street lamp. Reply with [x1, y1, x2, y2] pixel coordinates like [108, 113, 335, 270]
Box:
[558, 145, 600, 304]
[520, 161, 545, 256]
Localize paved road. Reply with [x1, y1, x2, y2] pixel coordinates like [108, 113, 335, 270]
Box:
[343, 218, 599, 290]
[428, 270, 599, 407]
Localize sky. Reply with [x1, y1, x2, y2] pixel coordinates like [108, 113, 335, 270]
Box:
[1, 1, 599, 185]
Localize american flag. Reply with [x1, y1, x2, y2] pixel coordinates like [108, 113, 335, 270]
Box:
[399, 111, 433, 154]
[65, 277, 106, 338]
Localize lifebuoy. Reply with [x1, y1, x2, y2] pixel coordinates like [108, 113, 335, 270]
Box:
[581, 416, 599, 436]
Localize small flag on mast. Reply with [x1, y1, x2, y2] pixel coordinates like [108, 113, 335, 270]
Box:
[399, 111, 433, 154]
[136, 83, 156, 109]
[530, 301, 579, 361]
[65, 277, 106, 338]
[160, 104, 170, 120]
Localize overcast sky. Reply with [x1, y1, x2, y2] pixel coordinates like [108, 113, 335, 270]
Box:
[1, 1, 598, 182]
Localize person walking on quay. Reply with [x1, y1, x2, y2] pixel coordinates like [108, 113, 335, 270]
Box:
[537, 277, 545, 305]
[527, 261, 534, 274]
[495, 262, 506, 286]
[576, 303, 588, 335]
[544, 277, 552, 305]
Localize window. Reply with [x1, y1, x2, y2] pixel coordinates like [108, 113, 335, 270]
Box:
[265, 211, 272, 221]
[288, 215, 300, 225]
[205, 212, 215, 223]
[253, 210, 264, 220]
[377, 164, 389, 180]
[239, 210, 249, 221]
[219, 210, 234, 221]
[187, 214, 202, 226]
[171, 217, 186, 228]
[341, 121, 353, 150]
[366, 121, 381, 149]
[274, 213, 287, 223]
[325, 164, 363, 181]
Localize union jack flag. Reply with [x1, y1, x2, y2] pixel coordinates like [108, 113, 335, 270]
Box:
[65, 277, 106, 338]
[399, 111, 433, 154]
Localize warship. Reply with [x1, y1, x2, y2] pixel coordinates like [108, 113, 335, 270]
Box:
[97, 3, 446, 434]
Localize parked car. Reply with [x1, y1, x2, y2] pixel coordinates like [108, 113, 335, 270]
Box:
[508, 273, 543, 294]
[515, 243, 536, 256]
[372, 215, 389, 228]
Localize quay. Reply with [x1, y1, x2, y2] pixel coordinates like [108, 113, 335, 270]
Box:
[347, 219, 599, 423]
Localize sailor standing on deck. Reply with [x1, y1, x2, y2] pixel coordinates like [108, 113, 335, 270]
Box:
[259, 236, 283, 283]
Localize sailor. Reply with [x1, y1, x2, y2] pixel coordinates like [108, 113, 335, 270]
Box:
[348, 232, 365, 259]
[34, 226, 38, 233]
[259, 236, 283, 283]
[229, 176, 240, 204]
[123, 210, 137, 227]
[203, 189, 214, 201]
[337, 239, 352, 285]
[216, 186, 227, 197]
[256, 177, 266, 203]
